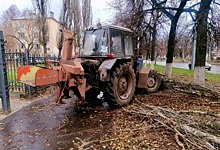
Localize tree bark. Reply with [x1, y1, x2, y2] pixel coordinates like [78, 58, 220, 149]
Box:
[82, 0, 92, 29]
[194, 0, 212, 84]
[165, 20, 178, 77]
[150, 10, 158, 69]
[165, 0, 188, 78]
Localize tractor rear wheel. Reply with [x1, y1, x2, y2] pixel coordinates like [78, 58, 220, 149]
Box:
[146, 70, 161, 93]
[103, 63, 136, 107]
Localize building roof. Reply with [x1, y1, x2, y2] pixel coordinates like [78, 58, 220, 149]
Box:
[12, 16, 59, 24]
[86, 24, 133, 33]
[102, 24, 133, 33]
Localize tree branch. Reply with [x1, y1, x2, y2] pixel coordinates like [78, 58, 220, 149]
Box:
[5, 35, 26, 49]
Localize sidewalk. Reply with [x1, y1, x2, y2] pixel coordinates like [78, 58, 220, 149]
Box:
[0, 93, 51, 120]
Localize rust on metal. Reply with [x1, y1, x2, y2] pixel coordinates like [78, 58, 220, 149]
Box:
[137, 68, 150, 88]
[35, 69, 60, 86]
[61, 60, 84, 75]
[61, 30, 74, 61]
[17, 29, 86, 103]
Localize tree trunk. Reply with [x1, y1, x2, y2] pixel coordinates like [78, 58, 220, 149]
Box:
[165, 20, 177, 78]
[42, 23, 47, 56]
[82, 0, 91, 29]
[194, 0, 212, 84]
[164, 0, 188, 78]
[150, 11, 158, 70]
[73, 0, 81, 49]
[34, 0, 48, 57]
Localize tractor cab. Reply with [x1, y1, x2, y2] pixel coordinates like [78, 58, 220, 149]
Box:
[81, 24, 134, 58]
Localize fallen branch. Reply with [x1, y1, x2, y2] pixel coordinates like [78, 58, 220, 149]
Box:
[175, 133, 185, 150]
[177, 110, 220, 117]
[183, 125, 220, 145]
[123, 103, 220, 149]
[164, 79, 220, 99]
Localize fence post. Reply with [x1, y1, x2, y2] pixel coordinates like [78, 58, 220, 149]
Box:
[0, 31, 11, 112]
[25, 49, 32, 99]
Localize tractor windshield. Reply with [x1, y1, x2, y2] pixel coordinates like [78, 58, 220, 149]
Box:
[82, 29, 108, 56]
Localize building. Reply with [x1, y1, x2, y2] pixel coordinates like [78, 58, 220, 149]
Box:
[11, 12, 60, 55]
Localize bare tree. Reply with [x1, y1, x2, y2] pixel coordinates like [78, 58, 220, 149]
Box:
[57, 0, 72, 59]
[150, 0, 190, 78]
[149, 9, 162, 69]
[1, 5, 21, 51]
[57, 0, 92, 58]
[33, 0, 49, 56]
[194, 0, 212, 84]
[82, 0, 92, 29]
[110, 0, 148, 58]
[72, 0, 82, 49]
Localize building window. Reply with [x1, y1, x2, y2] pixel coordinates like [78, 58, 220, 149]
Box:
[46, 44, 50, 51]
[34, 32, 38, 39]
[18, 32, 25, 39]
[35, 44, 40, 49]
[19, 22, 24, 29]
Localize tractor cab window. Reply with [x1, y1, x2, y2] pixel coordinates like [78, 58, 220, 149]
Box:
[110, 30, 124, 57]
[82, 29, 108, 56]
[124, 34, 134, 56]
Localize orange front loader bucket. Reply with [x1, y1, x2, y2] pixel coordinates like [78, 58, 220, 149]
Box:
[17, 66, 61, 86]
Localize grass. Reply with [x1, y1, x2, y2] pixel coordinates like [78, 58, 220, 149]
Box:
[206, 73, 220, 83]
[146, 64, 194, 75]
[147, 64, 220, 83]
[7, 70, 17, 81]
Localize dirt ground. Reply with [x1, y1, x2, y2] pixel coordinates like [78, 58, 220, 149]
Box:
[0, 77, 220, 150]
[54, 86, 220, 150]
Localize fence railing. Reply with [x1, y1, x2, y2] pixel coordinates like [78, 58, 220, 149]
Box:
[6, 51, 26, 92]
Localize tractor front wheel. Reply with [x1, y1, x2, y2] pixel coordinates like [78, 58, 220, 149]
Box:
[104, 63, 136, 107]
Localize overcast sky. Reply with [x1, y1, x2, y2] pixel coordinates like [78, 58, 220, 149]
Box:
[0, 0, 113, 24]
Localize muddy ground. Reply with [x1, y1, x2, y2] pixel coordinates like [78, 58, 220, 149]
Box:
[0, 80, 220, 150]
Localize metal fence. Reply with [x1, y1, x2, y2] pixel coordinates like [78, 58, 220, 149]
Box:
[6, 51, 26, 92]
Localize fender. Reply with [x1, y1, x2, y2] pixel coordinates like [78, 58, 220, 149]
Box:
[137, 68, 150, 88]
[98, 58, 117, 81]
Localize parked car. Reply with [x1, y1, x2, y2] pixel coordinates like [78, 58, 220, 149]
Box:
[188, 61, 211, 71]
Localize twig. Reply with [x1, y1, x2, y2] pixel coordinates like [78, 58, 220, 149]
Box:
[175, 133, 185, 150]
[75, 137, 93, 150]
[58, 116, 69, 130]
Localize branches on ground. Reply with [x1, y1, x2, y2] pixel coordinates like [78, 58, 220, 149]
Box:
[123, 101, 220, 149]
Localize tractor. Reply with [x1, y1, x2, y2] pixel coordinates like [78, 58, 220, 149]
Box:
[17, 24, 162, 107]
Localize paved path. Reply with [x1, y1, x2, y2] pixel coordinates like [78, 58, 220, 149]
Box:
[0, 93, 33, 120]
[0, 94, 72, 149]
[0, 93, 109, 149]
